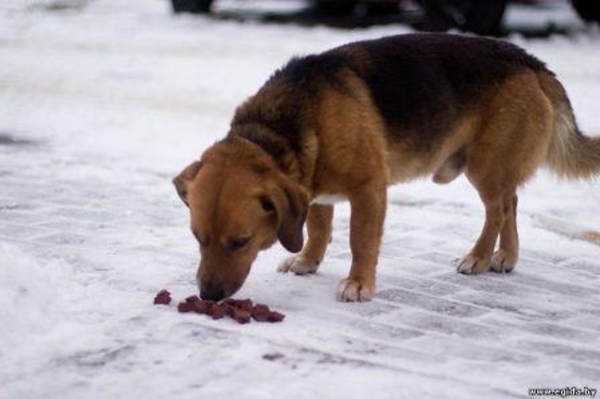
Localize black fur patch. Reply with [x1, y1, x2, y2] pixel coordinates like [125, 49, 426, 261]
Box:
[230, 51, 356, 158]
[346, 33, 548, 151]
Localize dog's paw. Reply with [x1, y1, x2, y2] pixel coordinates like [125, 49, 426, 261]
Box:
[336, 278, 374, 302]
[489, 249, 518, 273]
[456, 254, 490, 275]
[277, 255, 320, 275]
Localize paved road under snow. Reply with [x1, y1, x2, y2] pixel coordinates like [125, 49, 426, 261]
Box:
[1, 1, 600, 398]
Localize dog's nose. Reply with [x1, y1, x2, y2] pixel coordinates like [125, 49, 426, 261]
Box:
[200, 285, 225, 301]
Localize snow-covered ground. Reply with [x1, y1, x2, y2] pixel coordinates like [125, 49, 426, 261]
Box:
[1, 1, 600, 398]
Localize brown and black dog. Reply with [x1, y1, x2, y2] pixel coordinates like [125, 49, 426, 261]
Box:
[174, 33, 600, 302]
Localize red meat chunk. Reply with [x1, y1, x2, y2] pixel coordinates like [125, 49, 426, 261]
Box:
[177, 301, 195, 313]
[232, 308, 252, 324]
[153, 289, 171, 305]
[267, 311, 285, 323]
[235, 299, 254, 313]
[223, 298, 254, 313]
[156, 290, 285, 323]
[252, 304, 271, 322]
[211, 303, 227, 320]
[192, 298, 213, 315]
[221, 302, 236, 317]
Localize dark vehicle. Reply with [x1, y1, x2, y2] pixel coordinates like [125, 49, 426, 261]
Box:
[172, 0, 600, 36]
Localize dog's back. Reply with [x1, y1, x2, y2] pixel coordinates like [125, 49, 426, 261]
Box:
[341, 34, 548, 149]
[233, 35, 552, 161]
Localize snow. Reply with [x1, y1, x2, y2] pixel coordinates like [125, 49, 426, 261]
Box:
[1, 0, 600, 398]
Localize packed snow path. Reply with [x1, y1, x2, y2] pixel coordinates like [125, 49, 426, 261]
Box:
[1, 1, 600, 398]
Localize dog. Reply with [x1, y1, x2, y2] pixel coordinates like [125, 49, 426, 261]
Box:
[173, 33, 600, 302]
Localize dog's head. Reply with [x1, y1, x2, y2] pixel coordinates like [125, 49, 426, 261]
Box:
[173, 138, 309, 301]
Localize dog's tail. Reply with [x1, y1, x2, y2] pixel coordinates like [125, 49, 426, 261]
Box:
[538, 72, 600, 179]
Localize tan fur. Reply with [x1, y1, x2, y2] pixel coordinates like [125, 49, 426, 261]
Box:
[307, 71, 389, 300]
[538, 73, 600, 179]
[387, 115, 479, 184]
[311, 71, 389, 194]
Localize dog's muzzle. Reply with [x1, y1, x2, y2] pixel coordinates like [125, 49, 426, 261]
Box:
[199, 285, 225, 301]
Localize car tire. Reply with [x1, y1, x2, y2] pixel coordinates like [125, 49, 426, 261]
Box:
[421, 0, 507, 36]
[314, 1, 357, 15]
[572, 0, 600, 22]
[366, 2, 401, 16]
[171, 0, 213, 14]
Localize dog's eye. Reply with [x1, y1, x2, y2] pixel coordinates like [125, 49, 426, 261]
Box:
[260, 197, 275, 213]
[226, 237, 250, 252]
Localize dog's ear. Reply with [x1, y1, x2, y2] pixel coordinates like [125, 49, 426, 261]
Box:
[172, 161, 202, 207]
[271, 179, 309, 253]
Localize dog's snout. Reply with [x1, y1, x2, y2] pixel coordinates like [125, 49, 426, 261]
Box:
[200, 285, 225, 301]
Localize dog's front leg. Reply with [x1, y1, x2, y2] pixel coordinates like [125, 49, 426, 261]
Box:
[279, 204, 334, 274]
[337, 183, 387, 302]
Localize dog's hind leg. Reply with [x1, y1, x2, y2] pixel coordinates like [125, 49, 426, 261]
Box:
[457, 193, 506, 274]
[458, 190, 519, 274]
[278, 204, 334, 275]
[457, 72, 553, 275]
[489, 194, 519, 273]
